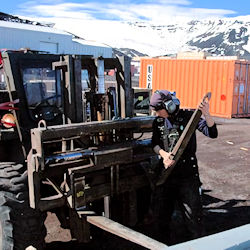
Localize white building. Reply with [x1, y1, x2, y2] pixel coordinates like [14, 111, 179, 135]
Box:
[0, 20, 113, 58]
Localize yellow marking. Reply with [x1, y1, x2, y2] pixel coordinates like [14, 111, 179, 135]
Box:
[76, 191, 84, 198]
[240, 147, 248, 151]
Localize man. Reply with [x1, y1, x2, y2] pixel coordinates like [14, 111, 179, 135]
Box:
[149, 90, 218, 244]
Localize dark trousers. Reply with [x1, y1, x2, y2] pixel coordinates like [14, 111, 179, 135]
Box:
[151, 177, 204, 244]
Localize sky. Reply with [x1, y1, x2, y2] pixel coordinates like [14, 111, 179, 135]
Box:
[1, 0, 250, 24]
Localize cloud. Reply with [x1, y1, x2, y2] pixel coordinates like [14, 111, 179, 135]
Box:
[143, 0, 191, 4]
[16, 0, 236, 23]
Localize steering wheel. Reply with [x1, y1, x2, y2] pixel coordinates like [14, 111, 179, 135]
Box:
[32, 95, 62, 121]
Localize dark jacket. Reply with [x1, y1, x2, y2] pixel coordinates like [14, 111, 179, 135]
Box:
[152, 109, 218, 180]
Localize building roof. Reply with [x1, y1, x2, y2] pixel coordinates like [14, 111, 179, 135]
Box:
[73, 38, 111, 48]
[0, 20, 70, 36]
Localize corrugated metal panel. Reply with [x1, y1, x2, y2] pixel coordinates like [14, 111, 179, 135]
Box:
[39, 41, 58, 54]
[72, 39, 112, 58]
[0, 24, 72, 53]
[0, 21, 112, 58]
[140, 58, 250, 118]
[247, 64, 250, 114]
[73, 38, 111, 48]
[232, 61, 250, 117]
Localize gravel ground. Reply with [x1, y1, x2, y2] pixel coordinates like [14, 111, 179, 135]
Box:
[197, 118, 250, 236]
[45, 118, 250, 249]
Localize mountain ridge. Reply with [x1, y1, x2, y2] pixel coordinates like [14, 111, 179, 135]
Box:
[2, 11, 250, 58]
[118, 16, 250, 58]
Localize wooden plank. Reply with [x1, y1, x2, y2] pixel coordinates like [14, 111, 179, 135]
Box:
[87, 216, 168, 250]
[156, 92, 211, 186]
[171, 92, 211, 160]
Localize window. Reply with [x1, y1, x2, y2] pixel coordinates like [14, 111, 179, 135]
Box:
[23, 67, 62, 120]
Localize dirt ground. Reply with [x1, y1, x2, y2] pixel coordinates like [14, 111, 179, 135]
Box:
[44, 118, 250, 249]
[197, 118, 250, 235]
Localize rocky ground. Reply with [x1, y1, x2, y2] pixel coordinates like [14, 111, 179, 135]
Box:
[44, 118, 250, 249]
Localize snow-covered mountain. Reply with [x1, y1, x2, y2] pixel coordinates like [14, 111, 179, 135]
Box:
[50, 15, 250, 58]
[111, 16, 250, 58]
[0, 11, 53, 27]
[3, 11, 250, 58]
[112, 48, 148, 58]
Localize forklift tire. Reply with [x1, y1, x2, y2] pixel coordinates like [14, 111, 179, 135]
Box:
[0, 162, 47, 250]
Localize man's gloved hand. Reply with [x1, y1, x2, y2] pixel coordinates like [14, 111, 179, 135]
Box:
[159, 149, 175, 169]
[199, 100, 215, 127]
[199, 100, 210, 116]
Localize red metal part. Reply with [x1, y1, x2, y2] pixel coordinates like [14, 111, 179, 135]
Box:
[0, 99, 19, 110]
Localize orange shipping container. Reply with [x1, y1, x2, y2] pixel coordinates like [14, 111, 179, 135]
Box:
[139, 58, 250, 118]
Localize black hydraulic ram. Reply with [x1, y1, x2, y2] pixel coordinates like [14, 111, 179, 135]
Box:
[45, 150, 94, 165]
